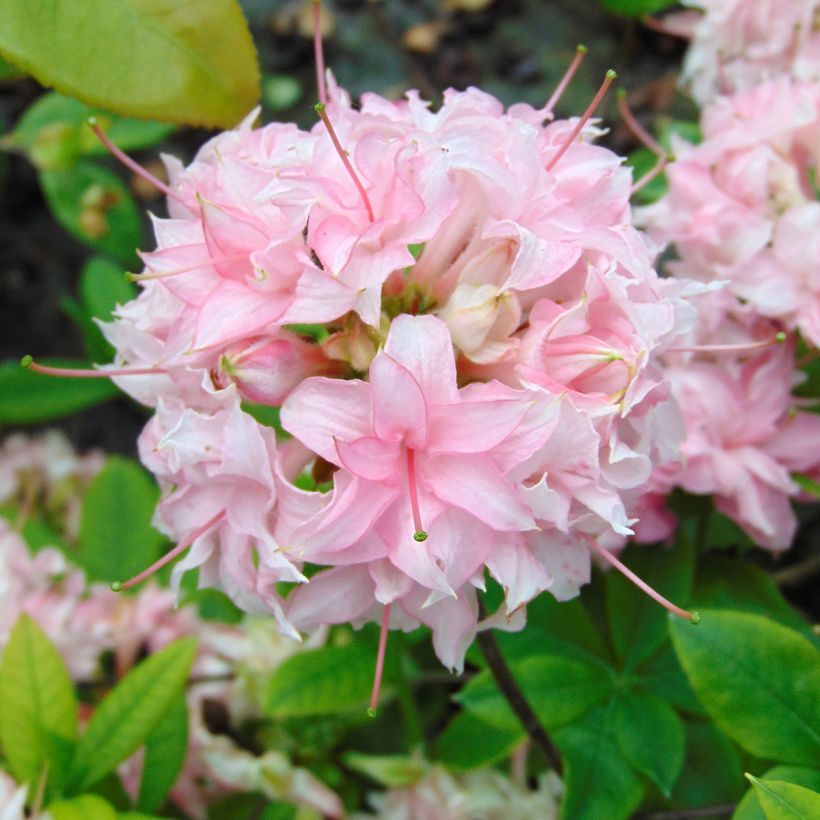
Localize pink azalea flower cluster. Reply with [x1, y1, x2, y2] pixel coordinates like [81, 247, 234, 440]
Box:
[640, 78, 820, 346]
[677, 0, 820, 104]
[93, 65, 701, 673]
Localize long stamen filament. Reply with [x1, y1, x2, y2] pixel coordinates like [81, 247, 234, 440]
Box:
[128, 252, 248, 282]
[406, 448, 427, 542]
[313, 0, 328, 106]
[586, 536, 699, 623]
[616, 91, 670, 195]
[668, 332, 786, 354]
[547, 70, 617, 173]
[87, 117, 187, 206]
[314, 103, 375, 223]
[544, 45, 588, 115]
[368, 602, 392, 716]
[111, 511, 226, 592]
[21, 356, 166, 378]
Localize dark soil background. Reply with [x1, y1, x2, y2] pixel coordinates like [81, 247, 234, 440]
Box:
[1, 0, 817, 616]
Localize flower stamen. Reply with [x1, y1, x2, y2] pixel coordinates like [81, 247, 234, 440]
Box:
[128, 252, 248, 282]
[111, 511, 226, 592]
[406, 448, 427, 542]
[313, 0, 328, 106]
[368, 602, 392, 716]
[21, 356, 167, 378]
[586, 536, 699, 622]
[616, 90, 670, 195]
[314, 102, 375, 223]
[547, 69, 617, 172]
[544, 44, 588, 116]
[87, 117, 187, 206]
[667, 332, 786, 355]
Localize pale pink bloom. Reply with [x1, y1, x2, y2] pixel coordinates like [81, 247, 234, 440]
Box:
[654, 332, 820, 549]
[138, 396, 311, 635]
[640, 78, 820, 346]
[0, 771, 27, 820]
[679, 0, 820, 104]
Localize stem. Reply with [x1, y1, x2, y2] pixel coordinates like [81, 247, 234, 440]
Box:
[475, 602, 563, 773]
[774, 552, 820, 587]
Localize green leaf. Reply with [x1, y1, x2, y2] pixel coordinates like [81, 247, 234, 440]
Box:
[77, 456, 165, 583]
[39, 162, 141, 264]
[670, 718, 745, 810]
[47, 794, 118, 820]
[734, 767, 820, 820]
[67, 637, 198, 792]
[0, 0, 260, 129]
[266, 643, 394, 718]
[792, 473, 820, 498]
[612, 691, 685, 796]
[748, 775, 820, 820]
[80, 256, 135, 324]
[670, 610, 820, 765]
[600, 0, 677, 16]
[638, 643, 703, 715]
[555, 702, 646, 820]
[456, 654, 613, 732]
[0, 358, 120, 423]
[8, 92, 173, 170]
[136, 690, 188, 812]
[606, 539, 695, 672]
[343, 753, 429, 787]
[0, 614, 77, 793]
[433, 711, 523, 772]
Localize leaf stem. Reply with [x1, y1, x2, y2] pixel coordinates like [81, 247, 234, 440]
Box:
[475, 602, 563, 773]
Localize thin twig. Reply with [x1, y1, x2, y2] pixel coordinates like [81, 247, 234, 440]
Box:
[475, 603, 563, 773]
[773, 552, 820, 587]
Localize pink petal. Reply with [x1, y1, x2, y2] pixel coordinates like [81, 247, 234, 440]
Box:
[426, 397, 530, 455]
[335, 436, 402, 481]
[286, 566, 375, 630]
[369, 354, 428, 448]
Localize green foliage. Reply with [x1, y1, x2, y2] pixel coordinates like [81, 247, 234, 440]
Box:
[136, 691, 189, 812]
[0, 358, 119, 423]
[747, 775, 820, 820]
[0, 0, 260, 128]
[735, 767, 820, 820]
[0, 614, 77, 796]
[77, 455, 166, 583]
[600, 0, 678, 16]
[670, 610, 820, 766]
[47, 794, 119, 820]
[266, 643, 395, 718]
[66, 637, 198, 791]
[343, 753, 429, 787]
[40, 161, 141, 264]
[433, 711, 523, 771]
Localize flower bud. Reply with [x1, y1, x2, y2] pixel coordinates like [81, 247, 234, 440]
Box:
[218, 333, 332, 406]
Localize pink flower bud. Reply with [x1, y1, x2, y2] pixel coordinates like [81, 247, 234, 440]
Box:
[218, 333, 332, 406]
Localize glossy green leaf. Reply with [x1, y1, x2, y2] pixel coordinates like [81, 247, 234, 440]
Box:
[40, 161, 141, 264]
[734, 767, 820, 820]
[600, 0, 677, 16]
[793, 473, 820, 497]
[77, 456, 165, 583]
[67, 638, 197, 792]
[8, 92, 173, 170]
[0, 358, 120, 423]
[433, 711, 524, 772]
[670, 610, 820, 765]
[266, 643, 394, 718]
[456, 654, 613, 732]
[79, 256, 135, 324]
[606, 539, 695, 671]
[0, 0, 260, 128]
[670, 718, 745, 810]
[555, 703, 646, 820]
[0, 614, 77, 792]
[748, 775, 820, 820]
[136, 691, 189, 812]
[612, 691, 685, 796]
[638, 643, 703, 715]
[47, 794, 118, 820]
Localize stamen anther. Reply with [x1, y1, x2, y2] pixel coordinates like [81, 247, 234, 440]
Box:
[87, 117, 187, 206]
[111, 511, 225, 591]
[586, 536, 698, 623]
[22, 357, 166, 378]
[544, 44, 588, 115]
[314, 103, 375, 223]
[547, 69, 617, 172]
[413, 531, 428, 542]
